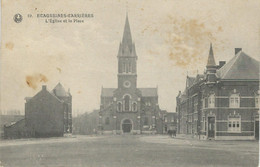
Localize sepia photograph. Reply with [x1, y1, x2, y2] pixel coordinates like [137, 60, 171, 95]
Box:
[0, 0, 259, 166]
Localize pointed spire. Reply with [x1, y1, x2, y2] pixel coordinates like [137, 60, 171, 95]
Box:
[122, 14, 132, 51]
[207, 43, 216, 67]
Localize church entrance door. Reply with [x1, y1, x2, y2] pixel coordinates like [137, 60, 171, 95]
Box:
[122, 119, 132, 133]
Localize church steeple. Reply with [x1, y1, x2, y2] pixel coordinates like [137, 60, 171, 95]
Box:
[122, 14, 132, 51]
[117, 14, 137, 89]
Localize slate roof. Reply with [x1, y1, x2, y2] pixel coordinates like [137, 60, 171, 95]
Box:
[186, 76, 196, 88]
[52, 83, 70, 97]
[101, 88, 158, 97]
[207, 43, 216, 67]
[122, 14, 132, 53]
[139, 88, 158, 97]
[217, 51, 259, 80]
[101, 88, 116, 97]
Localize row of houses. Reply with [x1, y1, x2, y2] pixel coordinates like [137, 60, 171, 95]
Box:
[176, 46, 259, 140]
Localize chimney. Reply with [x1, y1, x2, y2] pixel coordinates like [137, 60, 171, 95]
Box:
[235, 48, 242, 55]
[42, 85, 47, 90]
[218, 61, 226, 69]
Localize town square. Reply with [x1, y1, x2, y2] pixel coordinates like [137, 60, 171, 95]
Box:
[1, 0, 259, 167]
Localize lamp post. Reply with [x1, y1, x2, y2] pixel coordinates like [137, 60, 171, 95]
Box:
[113, 115, 117, 134]
[99, 115, 102, 134]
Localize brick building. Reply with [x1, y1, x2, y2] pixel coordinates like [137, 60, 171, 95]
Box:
[176, 45, 259, 140]
[99, 15, 165, 134]
[4, 83, 72, 139]
[163, 112, 178, 134]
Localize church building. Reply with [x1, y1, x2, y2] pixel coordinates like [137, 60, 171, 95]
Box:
[98, 15, 164, 134]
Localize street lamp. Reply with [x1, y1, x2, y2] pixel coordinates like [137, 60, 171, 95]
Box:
[113, 115, 117, 134]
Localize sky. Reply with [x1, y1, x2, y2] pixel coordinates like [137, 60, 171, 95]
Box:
[1, 0, 260, 115]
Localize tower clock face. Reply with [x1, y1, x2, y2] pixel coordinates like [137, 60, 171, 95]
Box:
[123, 81, 131, 88]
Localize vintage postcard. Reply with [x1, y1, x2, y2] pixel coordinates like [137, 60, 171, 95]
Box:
[0, 0, 259, 166]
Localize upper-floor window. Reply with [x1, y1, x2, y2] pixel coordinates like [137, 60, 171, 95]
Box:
[117, 102, 122, 112]
[255, 95, 259, 108]
[230, 94, 240, 108]
[145, 101, 151, 106]
[64, 111, 67, 119]
[132, 102, 137, 111]
[208, 94, 215, 108]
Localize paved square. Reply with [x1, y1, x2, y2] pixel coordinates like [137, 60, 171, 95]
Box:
[0, 135, 259, 167]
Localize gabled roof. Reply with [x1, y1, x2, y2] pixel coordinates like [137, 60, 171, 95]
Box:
[52, 83, 69, 97]
[217, 51, 259, 80]
[139, 88, 158, 97]
[101, 88, 116, 97]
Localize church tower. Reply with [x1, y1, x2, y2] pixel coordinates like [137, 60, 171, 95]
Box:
[117, 15, 138, 89]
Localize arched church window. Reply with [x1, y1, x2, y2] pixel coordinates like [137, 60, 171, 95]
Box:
[123, 63, 126, 73]
[117, 102, 122, 112]
[132, 102, 137, 111]
[129, 62, 132, 73]
[124, 95, 130, 111]
[126, 63, 129, 73]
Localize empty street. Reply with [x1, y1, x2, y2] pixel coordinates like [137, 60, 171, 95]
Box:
[0, 135, 258, 167]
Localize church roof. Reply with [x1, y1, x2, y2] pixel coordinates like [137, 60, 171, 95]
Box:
[101, 88, 116, 97]
[52, 83, 70, 97]
[207, 43, 216, 67]
[217, 51, 259, 80]
[139, 88, 158, 97]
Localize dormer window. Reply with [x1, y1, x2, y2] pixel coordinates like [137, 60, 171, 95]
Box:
[230, 94, 240, 108]
[208, 94, 215, 108]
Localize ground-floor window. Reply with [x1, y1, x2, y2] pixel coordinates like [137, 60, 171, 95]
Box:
[228, 117, 241, 132]
[144, 117, 148, 125]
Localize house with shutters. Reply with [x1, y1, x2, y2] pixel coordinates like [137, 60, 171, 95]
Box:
[176, 45, 259, 140]
[99, 15, 165, 134]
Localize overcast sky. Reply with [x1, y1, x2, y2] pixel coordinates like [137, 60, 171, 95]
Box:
[1, 0, 260, 115]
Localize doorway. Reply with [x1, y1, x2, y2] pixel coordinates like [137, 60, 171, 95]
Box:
[122, 119, 132, 133]
[208, 117, 215, 139]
